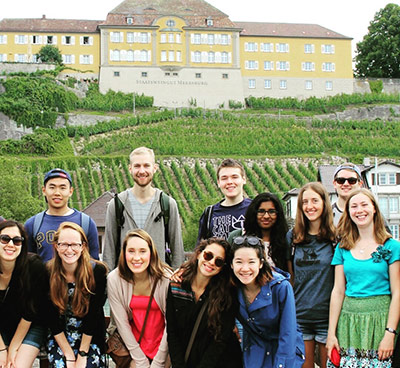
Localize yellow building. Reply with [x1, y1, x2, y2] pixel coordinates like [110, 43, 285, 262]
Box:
[0, 0, 353, 107]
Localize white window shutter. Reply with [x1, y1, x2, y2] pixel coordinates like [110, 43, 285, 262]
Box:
[54, 36, 57, 44]
[201, 51, 207, 62]
[332, 63, 335, 71]
[89, 37, 93, 45]
[191, 51, 194, 62]
[215, 34, 220, 44]
[147, 50, 151, 61]
[215, 52, 221, 63]
[15, 35, 18, 44]
[147, 33, 151, 43]
[276, 61, 280, 70]
[301, 62, 305, 71]
[255, 61, 259, 69]
[228, 52, 232, 63]
[322, 63, 326, 71]
[121, 32, 124, 42]
[286, 62, 290, 70]
[134, 50, 140, 61]
[286, 44, 289, 52]
[72, 55, 75, 64]
[312, 62, 315, 71]
[79, 55, 83, 64]
[260, 43, 264, 52]
[29, 35, 33, 44]
[24, 35, 28, 44]
[14, 54, 18, 62]
[245, 60, 249, 69]
[79, 36, 83, 45]
[110, 50, 113, 61]
[227, 34, 231, 45]
[121, 50, 127, 61]
[62, 36, 66, 45]
[201, 34, 207, 44]
[245, 42, 248, 52]
[276, 44, 279, 52]
[3, 54, 7, 61]
[271, 61, 274, 70]
[321, 45, 325, 54]
[311, 44, 315, 53]
[134, 32, 139, 43]
[190, 34, 194, 44]
[332, 45, 335, 54]
[62, 55, 65, 63]
[255, 43, 258, 52]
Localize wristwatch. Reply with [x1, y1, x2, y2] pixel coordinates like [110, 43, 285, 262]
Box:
[78, 350, 89, 357]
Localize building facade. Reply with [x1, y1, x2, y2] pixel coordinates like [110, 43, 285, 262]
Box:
[0, 0, 353, 107]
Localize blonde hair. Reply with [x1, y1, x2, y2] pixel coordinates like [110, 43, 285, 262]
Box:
[129, 146, 155, 164]
[48, 222, 105, 317]
[337, 188, 391, 249]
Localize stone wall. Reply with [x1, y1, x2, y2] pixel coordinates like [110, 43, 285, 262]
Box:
[55, 113, 120, 128]
[0, 62, 56, 74]
[354, 78, 400, 94]
[0, 112, 33, 140]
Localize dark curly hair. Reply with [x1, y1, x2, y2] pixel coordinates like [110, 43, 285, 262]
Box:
[180, 238, 234, 341]
[242, 192, 289, 270]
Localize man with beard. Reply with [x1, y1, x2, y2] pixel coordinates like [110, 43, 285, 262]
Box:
[103, 147, 184, 269]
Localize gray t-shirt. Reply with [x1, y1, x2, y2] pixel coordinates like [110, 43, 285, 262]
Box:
[332, 202, 342, 226]
[128, 191, 155, 229]
[290, 232, 334, 324]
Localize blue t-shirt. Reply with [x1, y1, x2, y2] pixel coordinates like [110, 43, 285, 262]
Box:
[331, 238, 400, 297]
[25, 209, 99, 262]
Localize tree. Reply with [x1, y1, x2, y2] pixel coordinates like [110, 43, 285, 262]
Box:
[355, 3, 400, 78]
[37, 45, 63, 65]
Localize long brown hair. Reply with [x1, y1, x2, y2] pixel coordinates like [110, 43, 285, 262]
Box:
[180, 238, 233, 341]
[293, 182, 336, 244]
[118, 229, 170, 284]
[337, 188, 391, 250]
[48, 222, 103, 317]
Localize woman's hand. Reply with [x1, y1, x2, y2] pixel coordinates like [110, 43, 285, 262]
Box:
[65, 358, 76, 368]
[75, 355, 87, 368]
[378, 332, 395, 360]
[326, 334, 340, 360]
[7, 345, 18, 368]
[170, 268, 184, 283]
[0, 349, 7, 368]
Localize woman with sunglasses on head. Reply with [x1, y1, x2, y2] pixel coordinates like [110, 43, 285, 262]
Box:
[107, 229, 172, 368]
[230, 235, 305, 367]
[166, 238, 242, 368]
[46, 221, 107, 368]
[287, 182, 336, 368]
[327, 189, 400, 367]
[0, 220, 47, 368]
[228, 192, 289, 271]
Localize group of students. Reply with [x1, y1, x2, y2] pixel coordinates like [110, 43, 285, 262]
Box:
[1, 150, 400, 368]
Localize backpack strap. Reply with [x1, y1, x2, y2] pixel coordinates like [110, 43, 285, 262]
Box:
[33, 211, 46, 249]
[200, 204, 214, 240]
[159, 191, 171, 265]
[80, 212, 90, 235]
[114, 193, 125, 268]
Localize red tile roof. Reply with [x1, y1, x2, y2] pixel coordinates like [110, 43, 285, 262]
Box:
[103, 0, 236, 28]
[0, 17, 101, 33]
[235, 21, 351, 39]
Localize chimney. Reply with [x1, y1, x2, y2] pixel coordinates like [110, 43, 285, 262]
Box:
[363, 157, 371, 166]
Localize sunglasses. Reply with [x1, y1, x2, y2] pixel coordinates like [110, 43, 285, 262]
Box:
[233, 236, 262, 247]
[203, 250, 225, 268]
[57, 242, 82, 251]
[0, 235, 24, 246]
[335, 177, 358, 185]
[257, 209, 278, 217]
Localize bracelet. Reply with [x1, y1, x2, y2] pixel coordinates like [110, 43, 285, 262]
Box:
[385, 327, 398, 335]
[0, 347, 7, 352]
[66, 359, 76, 362]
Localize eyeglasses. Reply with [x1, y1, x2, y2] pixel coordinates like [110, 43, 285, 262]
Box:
[233, 236, 262, 247]
[203, 250, 225, 268]
[0, 235, 24, 246]
[57, 242, 82, 251]
[335, 177, 358, 185]
[257, 209, 278, 217]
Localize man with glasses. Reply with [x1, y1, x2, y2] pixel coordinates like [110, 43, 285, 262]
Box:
[25, 168, 99, 262]
[332, 163, 363, 225]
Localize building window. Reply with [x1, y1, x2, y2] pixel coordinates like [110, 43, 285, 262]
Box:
[280, 80, 287, 89]
[276, 43, 289, 52]
[165, 72, 170, 76]
[390, 225, 399, 240]
[248, 79, 256, 89]
[140, 33, 148, 43]
[264, 61, 273, 71]
[379, 173, 397, 185]
[304, 44, 314, 53]
[160, 33, 166, 43]
[326, 81, 333, 91]
[81, 55, 90, 64]
[195, 73, 202, 78]
[47, 36, 54, 45]
[264, 79, 271, 89]
[17, 35, 27, 44]
[111, 32, 122, 43]
[32, 35, 41, 44]
[0, 54, 5, 62]
[277, 61, 289, 71]
[168, 50, 174, 62]
[379, 173, 387, 185]
[305, 80, 313, 90]
[322, 62, 335, 72]
[141, 50, 148, 62]
[176, 51, 182, 62]
[221, 34, 228, 45]
[322, 44, 335, 54]
[16, 54, 26, 62]
[221, 52, 228, 63]
[127, 33, 134, 43]
[208, 34, 214, 45]
[176, 34, 182, 43]
[193, 33, 201, 44]
[390, 197, 399, 213]
[111, 50, 120, 61]
[168, 33, 174, 43]
[261, 43, 273, 52]
[246, 60, 258, 70]
[173, 72, 178, 76]
[126, 17, 133, 24]
[245, 42, 257, 52]
[0, 35, 7, 44]
[83, 36, 90, 45]
[302, 62, 315, 71]
[194, 51, 201, 63]
[141, 72, 147, 77]
[389, 173, 396, 185]
[222, 73, 228, 79]
[127, 50, 134, 61]
[206, 17, 213, 27]
[32, 54, 39, 63]
[166, 19, 175, 27]
[63, 54, 73, 64]
[114, 71, 120, 77]
[208, 51, 215, 63]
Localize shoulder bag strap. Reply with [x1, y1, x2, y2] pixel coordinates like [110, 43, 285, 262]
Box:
[138, 278, 158, 344]
[184, 299, 209, 363]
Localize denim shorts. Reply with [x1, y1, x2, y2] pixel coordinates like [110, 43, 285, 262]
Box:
[2, 324, 46, 349]
[298, 320, 328, 344]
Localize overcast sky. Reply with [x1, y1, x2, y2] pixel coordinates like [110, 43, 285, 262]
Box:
[1, 0, 395, 55]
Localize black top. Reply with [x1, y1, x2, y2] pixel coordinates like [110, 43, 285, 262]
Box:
[0, 253, 47, 341]
[166, 280, 242, 368]
[47, 262, 107, 352]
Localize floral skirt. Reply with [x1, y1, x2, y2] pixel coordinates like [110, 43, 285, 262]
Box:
[327, 295, 393, 368]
